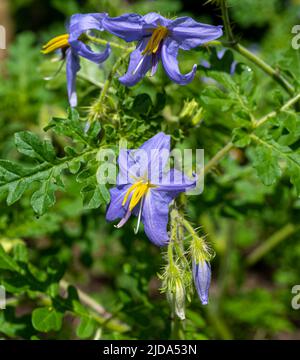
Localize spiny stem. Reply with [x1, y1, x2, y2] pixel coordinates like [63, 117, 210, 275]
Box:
[220, 0, 234, 43]
[246, 223, 298, 266]
[220, 0, 295, 95]
[232, 43, 295, 96]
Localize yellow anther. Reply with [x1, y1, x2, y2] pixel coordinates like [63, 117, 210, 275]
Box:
[42, 34, 70, 54]
[142, 26, 169, 55]
[122, 180, 156, 211]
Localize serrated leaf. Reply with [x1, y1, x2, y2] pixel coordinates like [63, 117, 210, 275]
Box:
[31, 179, 57, 216]
[252, 145, 281, 186]
[7, 181, 28, 206]
[232, 128, 252, 148]
[81, 184, 105, 209]
[0, 160, 28, 184]
[76, 317, 95, 339]
[15, 131, 56, 163]
[32, 307, 63, 332]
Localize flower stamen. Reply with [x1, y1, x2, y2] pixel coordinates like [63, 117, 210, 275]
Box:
[42, 34, 70, 54]
[122, 180, 155, 211]
[142, 26, 169, 55]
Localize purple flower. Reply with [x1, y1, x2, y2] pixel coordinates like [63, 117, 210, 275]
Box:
[106, 132, 196, 246]
[102, 12, 223, 86]
[193, 260, 211, 305]
[42, 13, 111, 107]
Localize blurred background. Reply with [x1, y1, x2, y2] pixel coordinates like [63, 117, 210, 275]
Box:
[0, 0, 300, 340]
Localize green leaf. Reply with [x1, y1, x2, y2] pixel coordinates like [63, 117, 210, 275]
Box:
[132, 94, 152, 115]
[232, 128, 252, 148]
[0, 245, 22, 272]
[15, 131, 56, 163]
[31, 179, 57, 216]
[81, 184, 109, 210]
[252, 144, 282, 186]
[32, 307, 63, 332]
[7, 181, 28, 206]
[76, 317, 95, 339]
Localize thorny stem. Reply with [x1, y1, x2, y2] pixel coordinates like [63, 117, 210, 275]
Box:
[220, 0, 295, 95]
[233, 43, 295, 96]
[220, 0, 234, 43]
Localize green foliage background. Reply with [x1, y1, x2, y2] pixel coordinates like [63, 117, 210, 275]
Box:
[0, 0, 300, 339]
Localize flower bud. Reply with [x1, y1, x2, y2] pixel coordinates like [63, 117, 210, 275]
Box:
[179, 99, 203, 126]
[192, 260, 211, 305]
[171, 278, 186, 320]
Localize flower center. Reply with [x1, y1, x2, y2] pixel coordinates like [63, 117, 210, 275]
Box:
[42, 34, 70, 54]
[142, 26, 169, 55]
[122, 180, 155, 211]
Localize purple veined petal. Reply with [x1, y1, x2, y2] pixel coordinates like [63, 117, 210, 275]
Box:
[70, 41, 111, 64]
[118, 133, 171, 185]
[66, 48, 81, 107]
[155, 169, 196, 192]
[193, 260, 211, 305]
[117, 148, 150, 185]
[106, 184, 131, 222]
[68, 13, 107, 41]
[142, 12, 171, 28]
[102, 13, 144, 42]
[169, 16, 223, 50]
[161, 38, 197, 85]
[141, 189, 173, 246]
[119, 38, 152, 86]
[139, 132, 171, 183]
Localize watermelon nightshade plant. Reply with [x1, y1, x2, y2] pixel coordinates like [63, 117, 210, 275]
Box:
[1, 0, 300, 339]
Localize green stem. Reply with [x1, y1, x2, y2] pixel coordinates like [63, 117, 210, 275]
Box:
[232, 43, 295, 96]
[246, 223, 298, 266]
[220, 0, 234, 43]
[181, 217, 198, 238]
[59, 280, 129, 333]
[203, 91, 300, 177]
[86, 34, 130, 51]
[98, 48, 132, 104]
[255, 92, 300, 128]
[203, 142, 234, 175]
[220, 0, 295, 95]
